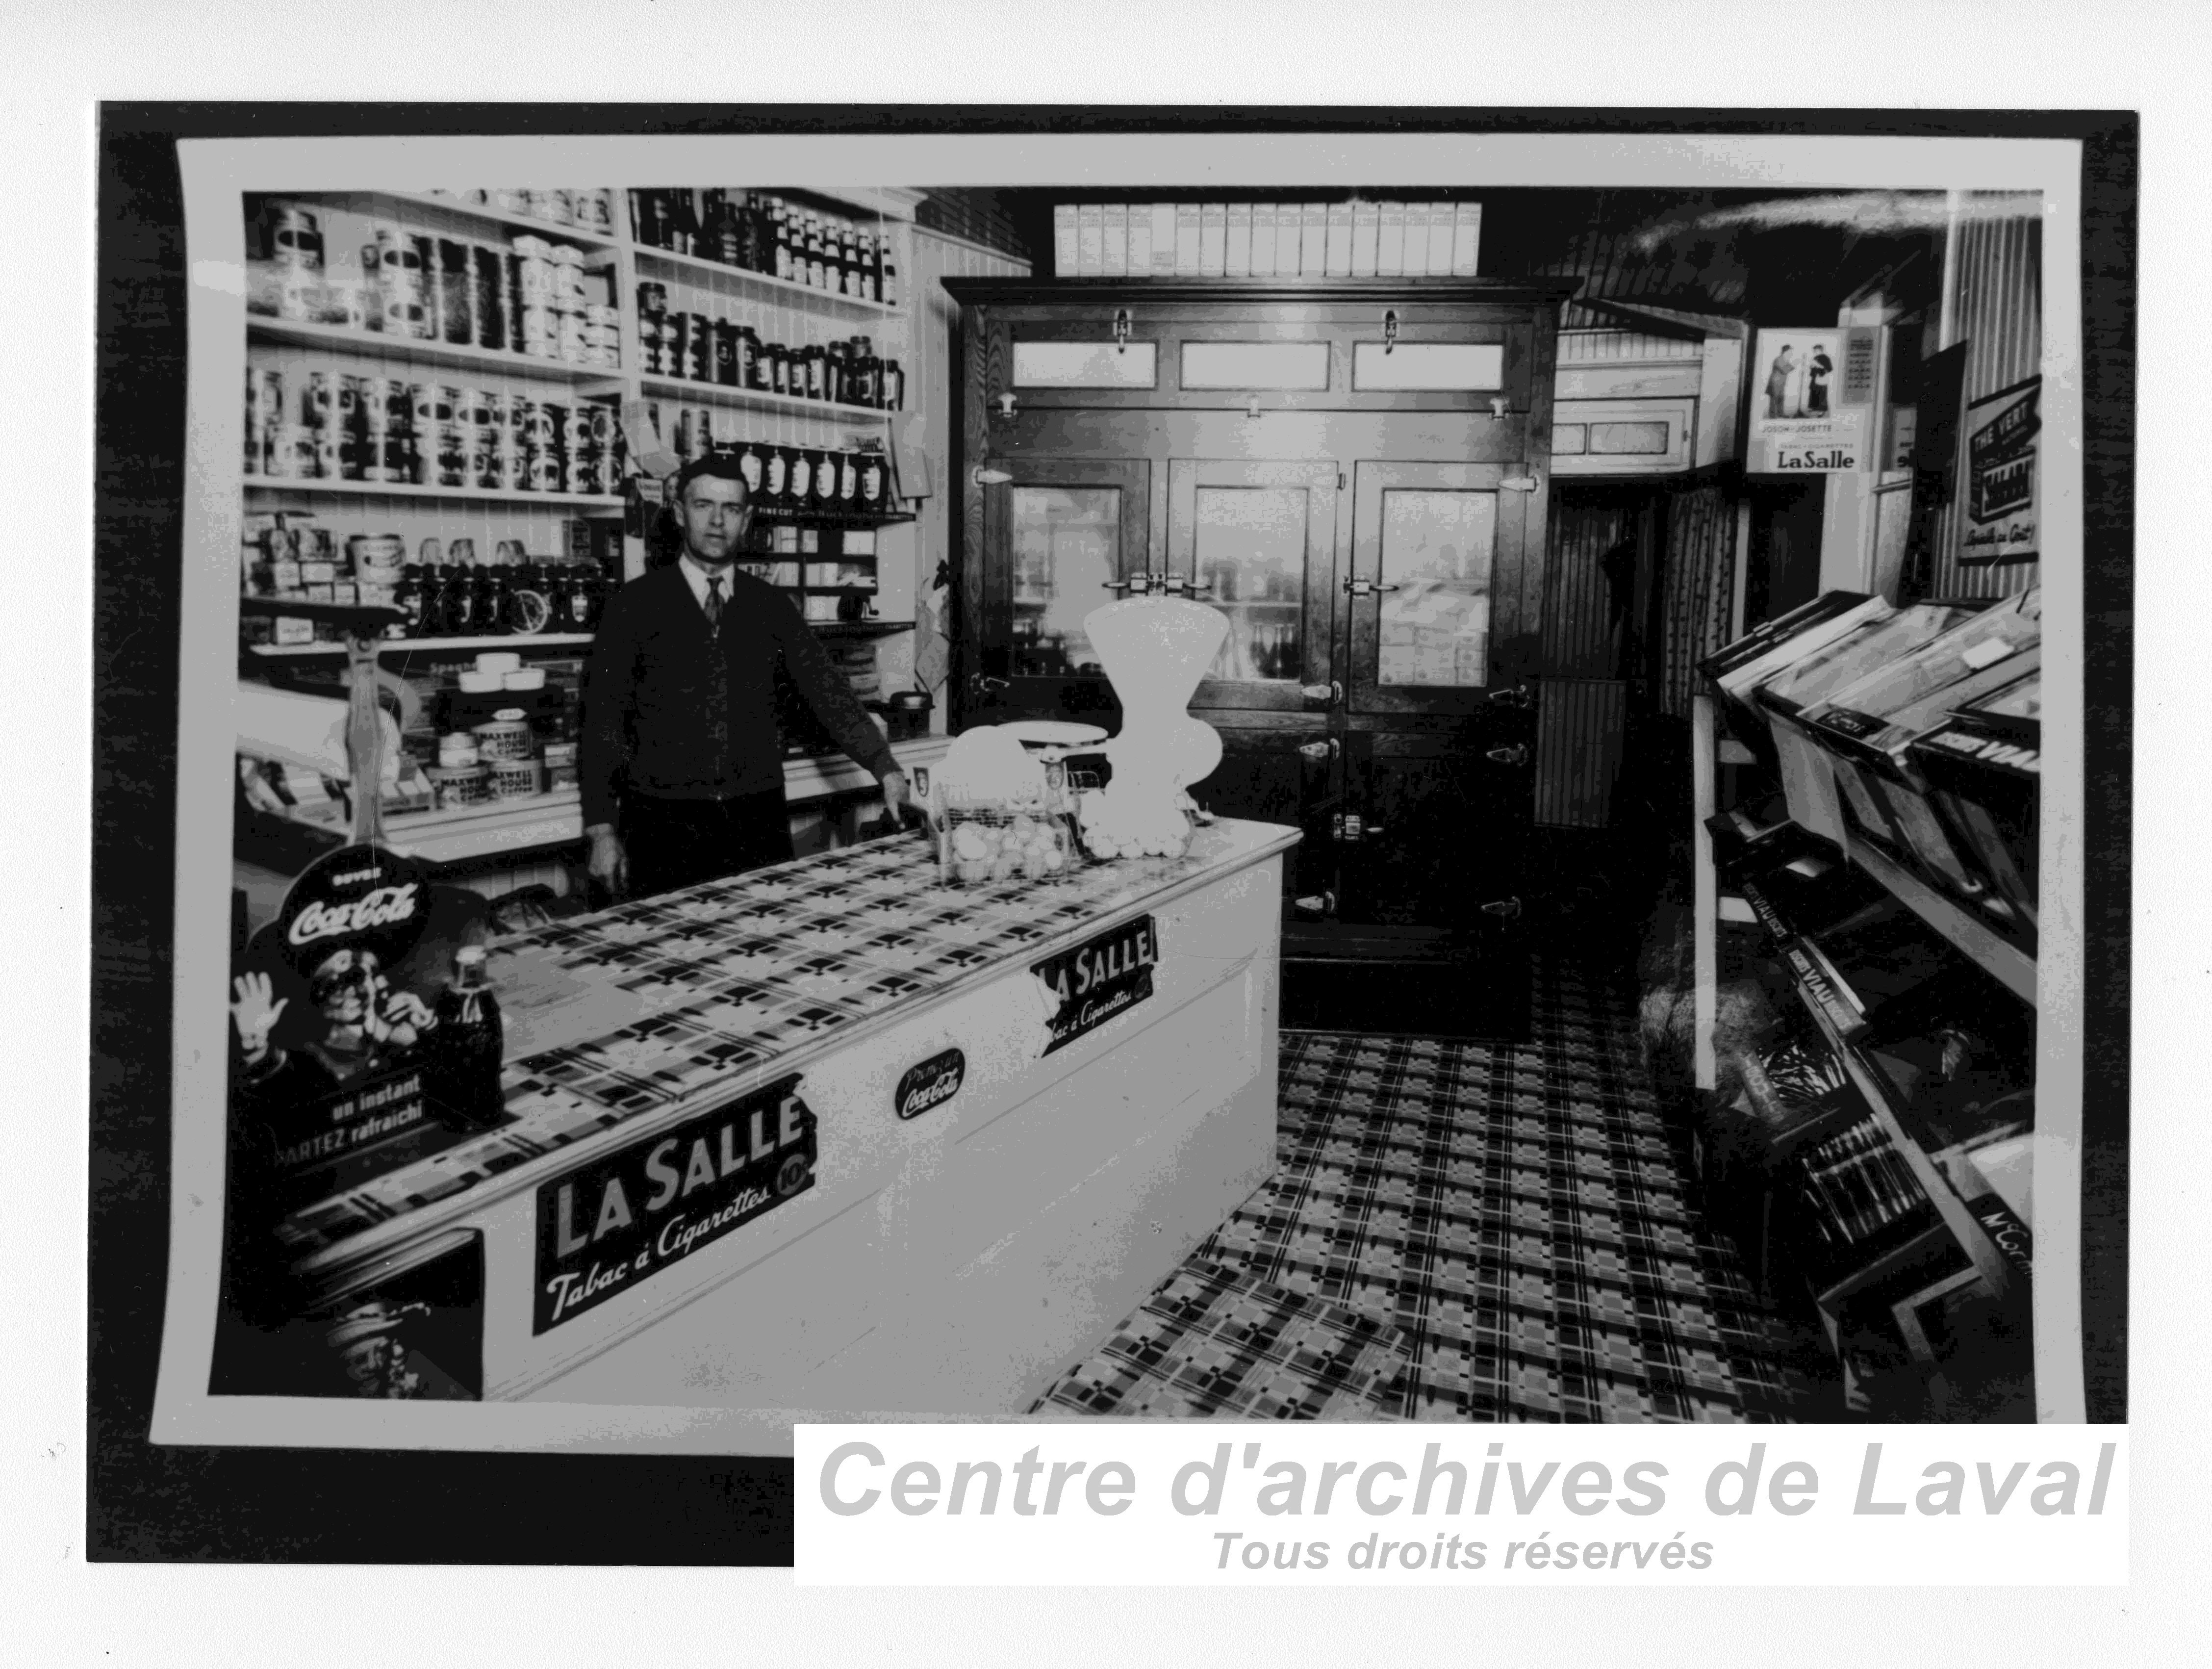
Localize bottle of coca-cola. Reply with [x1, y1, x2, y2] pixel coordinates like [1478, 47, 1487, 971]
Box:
[433, 944, 506, 1129]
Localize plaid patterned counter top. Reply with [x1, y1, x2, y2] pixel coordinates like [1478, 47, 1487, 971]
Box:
[280, 822, 1290, 1269]
[1033, 963, 1814, 1423]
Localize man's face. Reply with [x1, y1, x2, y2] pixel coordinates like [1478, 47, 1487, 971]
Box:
[678, 474, 752, 566]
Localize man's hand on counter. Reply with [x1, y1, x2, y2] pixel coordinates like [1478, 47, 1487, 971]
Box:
[880, 770, 935, 839]
[585, 823, 629, 898]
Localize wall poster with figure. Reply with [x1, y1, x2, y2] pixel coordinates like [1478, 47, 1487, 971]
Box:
[1748, 325, 1880, 474]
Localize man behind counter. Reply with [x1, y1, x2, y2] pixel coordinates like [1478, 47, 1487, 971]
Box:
[581, 453, 925, 899]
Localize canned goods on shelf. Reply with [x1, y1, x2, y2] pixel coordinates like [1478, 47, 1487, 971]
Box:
[487, 758, 546, 800]
[428, 763, 489, 810]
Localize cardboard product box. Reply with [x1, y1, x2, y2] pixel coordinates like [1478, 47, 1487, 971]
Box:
[1754, 603, 1985, 847]
[1907, 668, 2041, 939]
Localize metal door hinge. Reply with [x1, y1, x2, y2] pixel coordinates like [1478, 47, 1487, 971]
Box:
[1479, 896, 1524, 920]
[1332, 813, 1386, 844]
[1484, 744, 1528, 767]
[1294, 891, 1338, 917]
[1300, 681, 1342, 707]
[1297, 737, 1339, 763]
[1344, 577, 1402, 597]
[1501, 474, 1538, 492]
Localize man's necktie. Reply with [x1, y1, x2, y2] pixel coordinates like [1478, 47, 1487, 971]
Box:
[704, 574, 724, 637]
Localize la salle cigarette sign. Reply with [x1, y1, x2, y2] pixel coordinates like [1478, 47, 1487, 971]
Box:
[533, 1073, 815, 1333]
[1748, 327, 1879, 476]
[1033, 915, 1159, 1056]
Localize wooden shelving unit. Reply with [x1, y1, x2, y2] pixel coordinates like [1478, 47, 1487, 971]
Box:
[238, 184, 929, 872]
[629, 240, 900, 316]
[247, 316, 620, 385]
[1691, 689, 2044, 1417]
[241, 475, 623, 511]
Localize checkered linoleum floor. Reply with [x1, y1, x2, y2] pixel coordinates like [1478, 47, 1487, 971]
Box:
[1031, 961, 1812, 1423]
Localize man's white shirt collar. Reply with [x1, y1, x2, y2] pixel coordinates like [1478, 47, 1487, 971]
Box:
[677, 554, 737, 614]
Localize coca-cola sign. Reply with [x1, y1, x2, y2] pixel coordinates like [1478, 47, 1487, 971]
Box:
[894, 1048, 966, 1121]
[269, 842, 433, 978]
[288, 884, 421, 947]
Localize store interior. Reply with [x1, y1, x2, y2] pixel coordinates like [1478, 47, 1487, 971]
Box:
[218, 176, 2067, 1427]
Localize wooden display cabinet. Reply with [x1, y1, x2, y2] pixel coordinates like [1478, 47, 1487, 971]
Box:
[944, 278, 1577, 1036]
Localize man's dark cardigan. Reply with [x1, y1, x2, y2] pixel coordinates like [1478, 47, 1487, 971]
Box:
[579, 563, 895, 829]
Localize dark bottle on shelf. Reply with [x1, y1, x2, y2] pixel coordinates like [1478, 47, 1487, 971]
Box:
[478, 566, 510, 636]
[438, 564, 475, 636]
[858, 451, 886, 509]
[763, 444, 790, 506]
[823, 341, 846, 406]
[737, 191, 764, 273]
[746, 331, 773, 392]
[884, 358, 905, 411]
[787, 447, 814, 505]
[394, 564, 428, 636]
[772, 200, 795, 282]
[802, 344, 824, 402]
[768, 342, 790, 398]
[838, 448, 860, 505]
[712, 317, 739, 386]
[805, 216, 826, 290]
[669, 188, 701, 257]
[850, 336, 878, 408]
[709, 190, 743, 267]
[813, 447, 840, 508]
[843, 223, 865, 298]
[433, 944, 506, 1130]
[879, 241, 898, 310]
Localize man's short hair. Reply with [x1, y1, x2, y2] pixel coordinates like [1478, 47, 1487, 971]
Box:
[671, 451, 752, 504]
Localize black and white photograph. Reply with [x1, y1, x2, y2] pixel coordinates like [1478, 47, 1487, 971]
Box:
[17, 8, 2190, 1659]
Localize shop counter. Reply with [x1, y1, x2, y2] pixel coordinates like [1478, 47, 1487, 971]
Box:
[259, 817, 1297, 1447]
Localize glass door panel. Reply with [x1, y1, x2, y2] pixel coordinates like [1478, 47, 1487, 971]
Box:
[975, 456, 1149, 724]
[1375, 488, 1497, 690]
[1009, 486, 1120, 679]
[1167, 457, 1340, 713]
[1346, 458, 1527, 718]
[1193, 486, 1308, 683]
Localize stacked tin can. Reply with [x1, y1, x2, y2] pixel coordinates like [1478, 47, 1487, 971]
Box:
[269, 204, 326, 323]
[369, 223, 435, 340]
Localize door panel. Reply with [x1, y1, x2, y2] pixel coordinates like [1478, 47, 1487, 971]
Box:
[1346, 458, 1531, 718]
[1166, 457, 1341, 714]
[975, 456, 1148, 722]
[1341, 731, 1533, 930]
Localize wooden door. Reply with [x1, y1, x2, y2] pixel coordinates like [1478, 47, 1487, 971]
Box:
[970, 454, 1150, 724]
[1319, 455, 1541, 1014]
[1159, 454, 1346, 909]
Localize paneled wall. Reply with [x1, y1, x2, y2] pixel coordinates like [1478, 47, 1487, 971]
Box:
[1929, 198, 2043, 600]
[902, 226, 1030, 710]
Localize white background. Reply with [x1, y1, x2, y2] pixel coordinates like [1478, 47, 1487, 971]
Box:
[9, 0, 2207, 1663]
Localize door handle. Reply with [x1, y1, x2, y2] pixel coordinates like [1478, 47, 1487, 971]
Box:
[1297, 738, 1338, 762]
[1485, 744, 1528, 767]
[969, 674, 1010, 697]
[1332, 814, 1386, 844]
[1479, 896, 1523, 920]
[1344, 578, 1402, 597]
[1300, 681, 1342, 706]
[1487, 681, 1535, 711]
[1101, 579, 1134, 594]
[1294, 891, 1337, 917]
